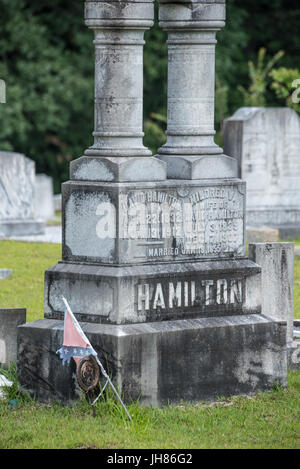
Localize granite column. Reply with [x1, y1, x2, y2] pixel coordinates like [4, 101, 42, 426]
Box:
[157, 0, 237, 179]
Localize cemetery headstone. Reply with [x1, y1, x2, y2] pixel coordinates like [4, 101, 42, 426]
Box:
[248, 243, 294, 346]
[249, 242, 300, 369]
[34, 174, 55, 221]
[224, 107, 300, 238]
[17, 0, 287, 405]
[0, 152, 45, 237]
[0, 308, 26, 369]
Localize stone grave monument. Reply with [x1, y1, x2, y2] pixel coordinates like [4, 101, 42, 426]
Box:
[0, 151, 45, 237]
[0, 308, 26, 369]
[17, 0, 287, 405]
[223, 107, 300, 238]
[249, 242, 300, 369]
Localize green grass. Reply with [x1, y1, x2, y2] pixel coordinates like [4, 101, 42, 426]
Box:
[0, 371, 300, 449]
[0, 365, 299, 449]
[0, 241, 61, 322]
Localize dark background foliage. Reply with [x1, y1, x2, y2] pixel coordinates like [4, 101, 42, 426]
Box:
[0, 0, 299, 192]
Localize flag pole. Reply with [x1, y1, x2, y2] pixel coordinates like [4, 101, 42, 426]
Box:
[61, 296, 132, 422]
[94, 356, 133, 422]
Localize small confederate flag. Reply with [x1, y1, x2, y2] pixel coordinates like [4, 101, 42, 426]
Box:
[57, 297, 97, 365]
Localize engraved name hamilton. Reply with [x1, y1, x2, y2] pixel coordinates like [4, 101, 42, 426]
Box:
[136, 278, 244, 314]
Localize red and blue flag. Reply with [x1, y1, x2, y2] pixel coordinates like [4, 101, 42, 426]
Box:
[57, 297, 97, 365]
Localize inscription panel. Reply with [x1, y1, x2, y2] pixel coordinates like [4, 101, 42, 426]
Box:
[63, 181, 245, 264]
[118, 183, 245, 262]
[135, 276, 246, 321]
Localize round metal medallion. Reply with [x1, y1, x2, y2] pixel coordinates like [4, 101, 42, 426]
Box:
[76, 356, 100, 393]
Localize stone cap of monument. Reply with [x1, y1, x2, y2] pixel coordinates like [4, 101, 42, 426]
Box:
[85, 0, 155, 29]
[224, 107, 300, 140]
[159, 0, 226, 29]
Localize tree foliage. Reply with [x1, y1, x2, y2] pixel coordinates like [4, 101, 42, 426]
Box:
[0, 0, 299, 191]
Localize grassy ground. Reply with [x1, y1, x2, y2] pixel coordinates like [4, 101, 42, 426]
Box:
[0, 241, 61, 322]
[0, 365, 299, 449]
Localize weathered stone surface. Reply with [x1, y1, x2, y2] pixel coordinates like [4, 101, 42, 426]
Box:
[17, 315, 287, 405]
[44, 258, 261, 324]
[158, 154, 237, 180]
[0, 308, 26, 369]
[248, 243, 294, 346]
[62, 179, 246, 265]
[34, 174, 55, 221]
[83, 0, 157, 161]
[247, 228, 279, 244]
[70, 156, 166, 183]
[224, 108, 300, 235]
[156, 0, 237, 179]
[0, 151, 35, 220]
[0, 151, 45, 236]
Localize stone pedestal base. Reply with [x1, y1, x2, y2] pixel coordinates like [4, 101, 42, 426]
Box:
[70, 156, 166, 183]
[44, 258, 262, 325]
[17, 315, 287, 405]
[157, 154, 238, 180]
[0, 219, 45, 237]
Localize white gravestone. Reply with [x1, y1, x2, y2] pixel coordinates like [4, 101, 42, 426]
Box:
[224, 107, 300, 237]
[0, 151, 45, 236]
[34, 174, 55, 221]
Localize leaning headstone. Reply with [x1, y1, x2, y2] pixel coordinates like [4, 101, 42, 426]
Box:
[224, 107, 300, 238]
[34, 174, 55, 221]
[0, 152, 45, 236]
[17, 0, 287, 405]
[0, 308, 26, 369]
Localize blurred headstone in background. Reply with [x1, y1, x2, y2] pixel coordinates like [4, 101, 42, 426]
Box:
[224, 108, 300, 238]
[247, 227, 279, 244]
[34, 173, 55, 221]
[0, 308, 26, 369]
[53, 194, 62, 213]
[0, 151, 45, 237]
